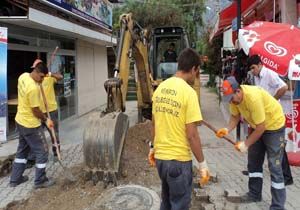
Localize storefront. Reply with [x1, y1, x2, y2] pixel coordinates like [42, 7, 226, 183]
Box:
[0, 0, 116, 139]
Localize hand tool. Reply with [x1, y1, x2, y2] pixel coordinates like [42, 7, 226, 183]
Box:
[40, 84, 76, 182]
[201, 120, 236, 145]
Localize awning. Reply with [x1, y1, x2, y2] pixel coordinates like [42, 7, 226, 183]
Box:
[210, 0, 258, 41]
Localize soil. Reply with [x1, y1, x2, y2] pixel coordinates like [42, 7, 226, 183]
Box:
[3, 121, 159, 210]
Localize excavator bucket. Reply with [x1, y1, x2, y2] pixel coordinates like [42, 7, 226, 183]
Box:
[83, 111, 129, 184]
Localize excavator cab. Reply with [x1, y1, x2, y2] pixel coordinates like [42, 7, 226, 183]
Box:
[150, 27, 189, 81]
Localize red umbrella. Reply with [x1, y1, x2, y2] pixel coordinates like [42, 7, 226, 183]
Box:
[238, 21, 300, 79]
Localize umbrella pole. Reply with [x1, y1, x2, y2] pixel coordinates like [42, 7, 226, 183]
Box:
[289, 80, 297, 152]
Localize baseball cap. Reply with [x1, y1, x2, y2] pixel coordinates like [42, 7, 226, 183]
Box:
[222, 76, 239, 103]
[31, 59, 43, 68]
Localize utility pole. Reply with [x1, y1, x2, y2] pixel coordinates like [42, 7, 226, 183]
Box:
[237, 0, 241, 30]
[236, 0, 241, 141]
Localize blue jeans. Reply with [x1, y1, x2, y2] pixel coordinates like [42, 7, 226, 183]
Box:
[10, 123, 49, 185]
[247, 127, 286, 210]
[156, 159, 192, 210]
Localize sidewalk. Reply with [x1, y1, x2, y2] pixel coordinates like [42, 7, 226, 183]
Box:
[197, 87, 300, 210]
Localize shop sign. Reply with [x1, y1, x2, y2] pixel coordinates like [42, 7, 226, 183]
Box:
[64, 73, 71, 98]
[285, 99, 300, 152]
[42, 0, 112, 30]
[0, 27, 7, 142]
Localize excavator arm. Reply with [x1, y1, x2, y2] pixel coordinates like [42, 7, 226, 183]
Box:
[83, 13, 153, 186]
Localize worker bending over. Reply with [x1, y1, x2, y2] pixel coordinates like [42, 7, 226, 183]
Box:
[217, 76, 286, 209]
[10, 62, 55, 189]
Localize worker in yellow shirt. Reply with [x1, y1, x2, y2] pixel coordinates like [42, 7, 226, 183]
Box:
[149, 48, 210, 210]
[35, 59, 63, 158]
[10, 61, 55, 189]
[216, 76, 286, 209]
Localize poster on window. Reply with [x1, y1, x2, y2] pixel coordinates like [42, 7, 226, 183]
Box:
[285, 99, 300, 152]
[42, 0, 112, 30]
[0, 27, 7, 142]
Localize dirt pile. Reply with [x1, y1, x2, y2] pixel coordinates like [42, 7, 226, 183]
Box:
[4, 121, 159, 210]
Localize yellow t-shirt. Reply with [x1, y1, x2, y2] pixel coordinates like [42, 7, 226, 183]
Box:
[152, 77, 203, 161]
[40, 76, 57, 113]
[15, 73, 41, 128]
[230, 85, 285, 130]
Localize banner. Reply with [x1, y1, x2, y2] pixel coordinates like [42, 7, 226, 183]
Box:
[43, 0, 112, 30]
[0, 27, 7, 142]
[285, 99, 300, 152]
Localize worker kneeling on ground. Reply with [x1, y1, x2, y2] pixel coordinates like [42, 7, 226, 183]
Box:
[216, 76, 286, 209]
[10, 61, 55, 189]
[149, 48, 210, 210]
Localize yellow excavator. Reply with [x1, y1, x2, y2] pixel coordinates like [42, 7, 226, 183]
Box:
[83, 13, 200, 185]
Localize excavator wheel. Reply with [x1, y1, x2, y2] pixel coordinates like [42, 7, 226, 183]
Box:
[83, 111, 129, 186]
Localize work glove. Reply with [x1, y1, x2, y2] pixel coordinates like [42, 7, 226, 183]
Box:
[198, 160, 210, 186]
[235, 141, 248, 153]
[216, 128, 228, 138]
[46, 118, 54, 129]
[148, 148, 155, 167]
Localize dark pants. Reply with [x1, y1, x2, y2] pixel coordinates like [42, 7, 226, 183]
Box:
[28, 110, 60, 160]
[10, 123, 49, 185]
[247, 127, 286, 210]
[282, 147, 293, 184]
[248, 127, 293, 184]
[156, 159, 193, 210]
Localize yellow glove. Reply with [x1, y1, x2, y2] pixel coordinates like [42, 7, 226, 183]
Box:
[235, 141, 248, 153]
[216, 128, 228, 138]
[46, 118, 54, 129]
[148, 148, 155, 167]
[198, 160, 210, 186]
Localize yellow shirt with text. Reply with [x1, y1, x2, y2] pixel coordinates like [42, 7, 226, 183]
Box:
[40, 76, 57, 113]
[152, 77, 202, 161]
[230, 85, 285, 130]
[15, 73, 41, 128]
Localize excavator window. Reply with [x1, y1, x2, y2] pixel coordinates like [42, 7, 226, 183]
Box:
[150, 27, 189, 81]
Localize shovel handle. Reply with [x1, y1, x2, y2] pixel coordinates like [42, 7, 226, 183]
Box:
[201, 120, 236, 145]
[40, 84, 62, 161]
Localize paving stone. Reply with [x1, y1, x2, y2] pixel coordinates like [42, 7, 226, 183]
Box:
[224, 189, 241, 203]
[194, 188, 209, 202]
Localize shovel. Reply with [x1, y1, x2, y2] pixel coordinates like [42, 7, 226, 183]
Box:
[40, 84, 76, 182]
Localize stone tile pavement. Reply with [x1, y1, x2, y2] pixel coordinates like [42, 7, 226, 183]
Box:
[0, 143, 83, 209]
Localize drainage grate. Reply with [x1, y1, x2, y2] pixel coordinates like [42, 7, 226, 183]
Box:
[88, 184, 160, 210]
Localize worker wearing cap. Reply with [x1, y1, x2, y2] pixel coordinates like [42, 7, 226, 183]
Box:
[149, 48, 210, 210]
[216, 76, 286, 209]
[34, 59, 63, 159]
[10, 61, 55, 189]
[248, 54, 293, 186]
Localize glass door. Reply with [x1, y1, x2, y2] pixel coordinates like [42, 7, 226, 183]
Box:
[48, 54, 76, 121]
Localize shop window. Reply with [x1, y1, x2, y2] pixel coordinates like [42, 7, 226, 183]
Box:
[48, 55, 76, 121]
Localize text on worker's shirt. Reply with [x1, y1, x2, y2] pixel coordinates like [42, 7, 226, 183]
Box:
[154, 88, 181, 117]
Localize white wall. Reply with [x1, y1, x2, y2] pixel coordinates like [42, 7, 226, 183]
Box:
[76, 39, 108, 116]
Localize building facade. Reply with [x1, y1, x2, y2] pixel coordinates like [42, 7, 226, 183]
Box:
[0, 0, 116, 136]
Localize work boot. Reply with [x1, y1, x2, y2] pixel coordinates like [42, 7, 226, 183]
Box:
[10, 175, 29, 187]
[34, 178, 55, 189]
[239, 193, 262, 203]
